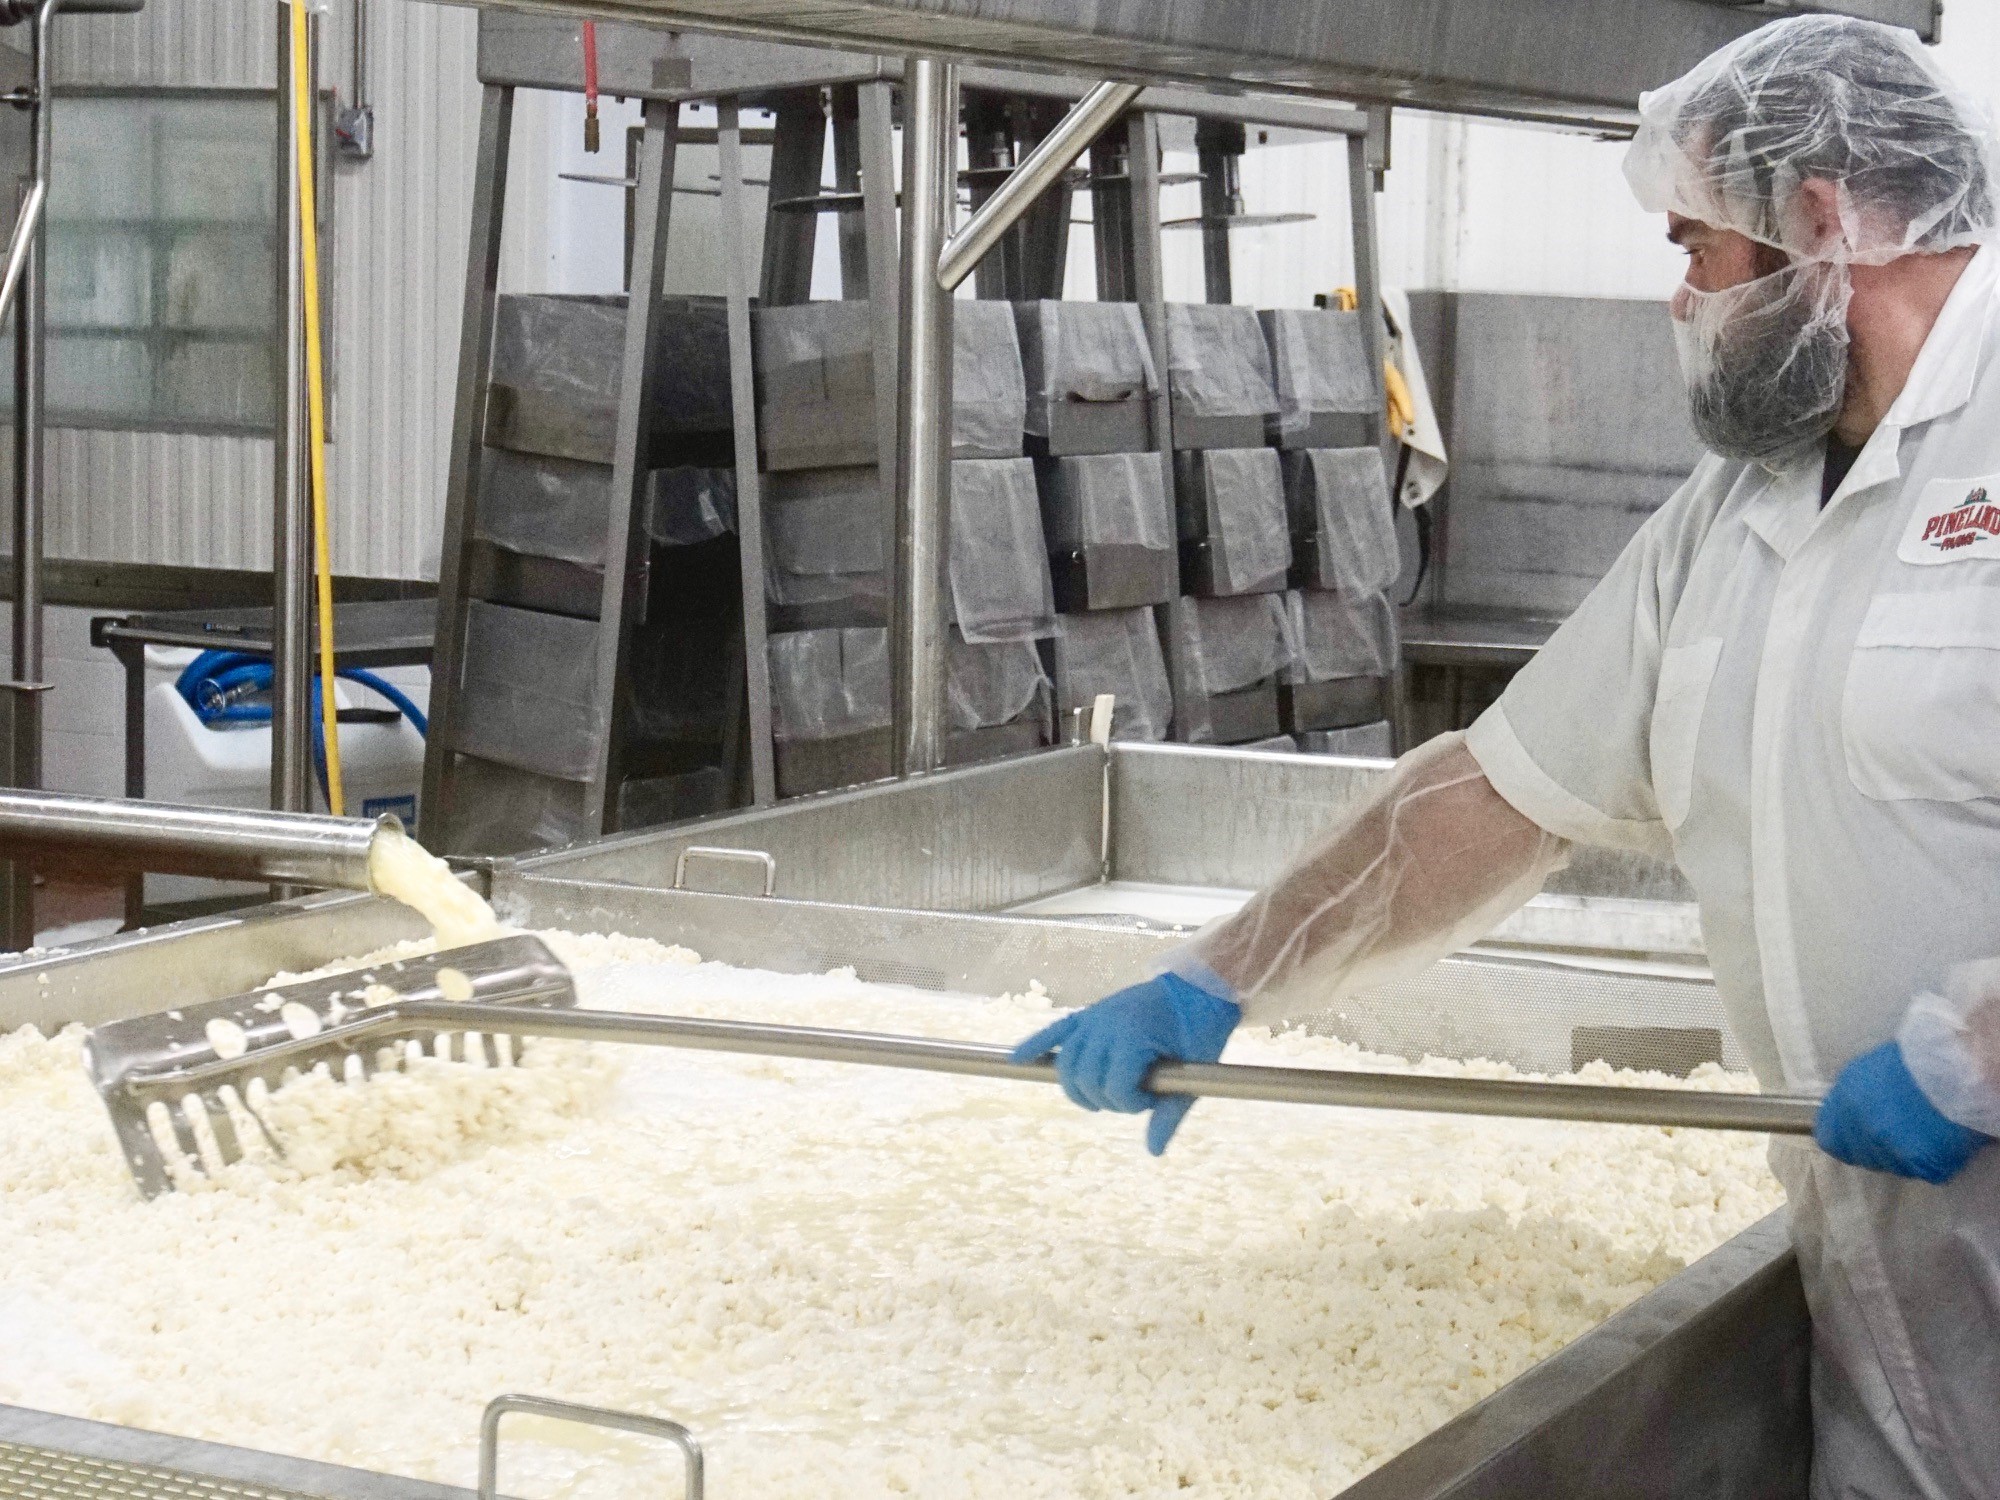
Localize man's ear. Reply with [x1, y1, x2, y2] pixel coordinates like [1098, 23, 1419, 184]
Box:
[1792, 179, 1847, 256]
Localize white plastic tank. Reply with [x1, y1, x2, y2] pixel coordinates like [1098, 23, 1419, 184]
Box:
[144, 663, 425, 906]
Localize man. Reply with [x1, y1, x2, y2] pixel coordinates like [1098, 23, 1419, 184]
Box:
[1014, 17, 2000, 1498]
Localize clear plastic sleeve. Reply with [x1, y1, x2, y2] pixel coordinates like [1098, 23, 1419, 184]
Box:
[1014, 300, 1158, 417]
[767, 627, 891, 742]
[475, 449, 614, 567]
[1164, 303, 1279, 419]
[1051, 607, 1173, 742]
[1282, 589, 1399, 683]
[952, 300, 1029, 459]
[1899, 958, 2000, 1138]
[946, 632, 1050, 732]
[1175, 593, 1293, 696]
[1184, 447, 1291, 596]
[454, 602, 605, 782]
[948, 458, 1056, 644]
[764, 468, 887, 610]
[1175, 732, 1572, 1024]
[1260, 307, 1375, 438]
[646, 466, 737, 547]
[1281, 447, 1398, 597]
[490, 294, 624, 407]
[1041, 451, 1173, 550]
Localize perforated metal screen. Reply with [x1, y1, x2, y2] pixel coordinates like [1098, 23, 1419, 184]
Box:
[0, 1441, 331, 1499]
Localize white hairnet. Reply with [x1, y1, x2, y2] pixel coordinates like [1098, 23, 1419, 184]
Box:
[1624, 15, 1998, 265]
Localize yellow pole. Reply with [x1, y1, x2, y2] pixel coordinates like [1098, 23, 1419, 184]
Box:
[289, 0, 344, 814]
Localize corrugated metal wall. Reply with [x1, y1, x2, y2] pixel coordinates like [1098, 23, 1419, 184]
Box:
[44, 0, 480, 577]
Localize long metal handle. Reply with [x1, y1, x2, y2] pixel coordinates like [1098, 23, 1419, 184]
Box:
[144, 1000, 1822, 1135]
[0, 788, 394, 888]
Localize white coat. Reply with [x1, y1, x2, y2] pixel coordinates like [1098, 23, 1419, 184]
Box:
[1466, 242, 2000, 1500]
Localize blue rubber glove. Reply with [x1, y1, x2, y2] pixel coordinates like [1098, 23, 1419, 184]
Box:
[1010, 971, 1242, 1156]
[1815, 1041, 1992, 1185]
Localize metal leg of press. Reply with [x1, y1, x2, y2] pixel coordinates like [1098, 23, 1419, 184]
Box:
[1016, 97, 1074, 300]
[1089, 128, 1134, 301]
[271, 0, 314, 828]
[718, 96, 776, 807]
[584, 98, 678, 833]
[758, 87, 823, 307]
[1194, 118, 1240, 306]
[0, 685, 45, 950]
[961, 91, 1007, 299]
[857, 79, 901, 689]
[1124, 111, 1191, 742]
[888, 57, 956, 778]
[112, 637, 145, 928]
[419, 83, 513, 849]
[828, 84, 868, 298]
[1346, 114, 1400, 752]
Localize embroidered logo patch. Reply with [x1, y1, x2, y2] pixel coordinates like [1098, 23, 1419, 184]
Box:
[1899, 477, 2000, 564]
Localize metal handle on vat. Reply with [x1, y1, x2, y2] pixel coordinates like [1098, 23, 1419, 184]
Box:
[672, 845, 777, 896]
[480, 1394, 703, 1500]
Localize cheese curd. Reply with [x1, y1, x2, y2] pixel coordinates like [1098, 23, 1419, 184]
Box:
[0, 931, 1783, 1498]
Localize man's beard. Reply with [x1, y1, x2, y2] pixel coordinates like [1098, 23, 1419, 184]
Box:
[1672, 259, 1853, 467]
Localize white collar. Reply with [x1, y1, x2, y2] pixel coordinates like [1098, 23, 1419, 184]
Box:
[1877, 239, 1999, 433]
[1753, 242, 2000, 511]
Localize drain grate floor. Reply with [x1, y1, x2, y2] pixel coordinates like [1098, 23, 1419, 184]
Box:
[0, 1440, 330, 1500]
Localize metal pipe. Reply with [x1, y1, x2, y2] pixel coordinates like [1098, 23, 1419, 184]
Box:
[0, 788, 392, 889]
[271, 0, 313, 814]
[149, 1000, 1827, 1137]
[936, 78, 1138, 292]
[888, 56, 956, 777]
[12, 0, 56, 693]
[0, 178, 44, 332]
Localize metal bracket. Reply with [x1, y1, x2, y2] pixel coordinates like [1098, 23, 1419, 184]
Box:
[479, 1394, 703, 1500]
[673, 844, 777, 896]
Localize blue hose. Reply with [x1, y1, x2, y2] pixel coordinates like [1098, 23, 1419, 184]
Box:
[174, 649, 428, 810]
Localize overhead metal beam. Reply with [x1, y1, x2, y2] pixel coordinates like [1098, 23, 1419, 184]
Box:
[464, 0, 1937, 132]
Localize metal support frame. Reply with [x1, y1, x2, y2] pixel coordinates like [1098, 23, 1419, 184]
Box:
[271, 0, 313, 817]
[889, 55, 956, 776]
[718, 96, 776, 805]
[758, 87, 822, 305]
[585, 95, 678, 832]
[827, 83, 868, 296]
[417, 83, 512, 841]
[1193, 117, 1241, 306]
[1121, 109, 1193, 744]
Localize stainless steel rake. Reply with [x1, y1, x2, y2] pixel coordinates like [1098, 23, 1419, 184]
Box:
[86, 934, 1823, 1198]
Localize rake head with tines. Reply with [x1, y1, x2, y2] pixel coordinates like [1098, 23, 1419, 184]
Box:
[83, 934, 577, 1197]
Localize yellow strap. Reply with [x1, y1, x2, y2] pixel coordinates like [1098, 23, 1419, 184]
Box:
[1330, 285, 1413, 441]
[290, 1, 343, 815]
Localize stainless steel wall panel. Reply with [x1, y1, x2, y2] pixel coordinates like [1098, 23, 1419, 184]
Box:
[1428, 292, 1703, 615]
[516, 744, 1106, 911]
[1108, 741, 1694, 906]
[495, 874, 1173, 1001]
